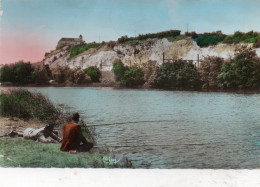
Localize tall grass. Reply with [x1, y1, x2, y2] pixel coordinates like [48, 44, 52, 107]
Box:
[70, 43, 101, 58]
[0, 89, 60, 122]
[0, 138, 129, 168]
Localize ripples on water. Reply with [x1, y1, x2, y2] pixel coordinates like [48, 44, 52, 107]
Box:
[26, 87, 260, 168]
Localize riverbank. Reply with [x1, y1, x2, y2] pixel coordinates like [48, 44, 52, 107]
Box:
[0, 137, 121, 168]
[1, 84, 260, 94]
[0, 89, 132, 168]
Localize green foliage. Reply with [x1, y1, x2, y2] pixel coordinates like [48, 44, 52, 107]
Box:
[70, 43, 101, 58]
[166, 35, 187, 42]
[0, 66, 14, 82]
[198, 56, 224, 89]
[0, 138, 130, 168]
[84, 66, 100, 82]
[223, 31, 259, 44]
[12, 62, 34, 83]
[52, 66, 87, 84]
[113, 61, 144, 87]
[0, 61, 35, 84]
[0, 89, 60, 121]
[217, 49, 260, 88]
[154, 62, 199, 90]
[33, 65, 53, 85]
[31, 70, 40, 82]
[123, 67, 145, 87]
[195, 34, 225, 47]
[124, 39, 144, 45]
[113, 60, 129, 81]
[117, 30, 181, 44]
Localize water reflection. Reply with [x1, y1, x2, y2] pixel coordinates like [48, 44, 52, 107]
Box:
[26, 87, 260, 168]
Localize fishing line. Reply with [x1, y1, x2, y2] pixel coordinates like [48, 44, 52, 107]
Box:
[93, 143, 225, 148]
[86, 119, 175, 127]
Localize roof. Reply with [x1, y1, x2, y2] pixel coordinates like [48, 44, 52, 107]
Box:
[59, 38, 82, 42]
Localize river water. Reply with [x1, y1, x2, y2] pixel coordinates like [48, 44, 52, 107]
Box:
[26, 87, 260, 169]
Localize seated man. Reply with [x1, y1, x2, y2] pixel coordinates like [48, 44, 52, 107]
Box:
[60, 113, 93, 152]
[23, 123, 61, 143]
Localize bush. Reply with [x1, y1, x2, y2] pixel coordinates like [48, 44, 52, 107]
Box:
[0, 65, 14, 82]
[70, 43, 101, 58]
[112, 61, 144, 87]
[198, 56, 224, 89]
[84, 67, 100, 82]
[195, 34, 225, 47]
[117, 30, 181, 44]
[217, 49, 260, 88]
[0, 89, 60, 121]
[113, 60, 129, 81]
[166, 35, 187, 42]
[122, 67, 144, 87]
[154, 61, 199, 90]
[0, 61, 35, 84]
[223, 31, 259, 44]
[12, 61, 34, 83]
[52, 66, 88, 84]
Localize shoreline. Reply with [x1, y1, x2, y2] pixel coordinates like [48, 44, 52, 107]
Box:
[1, 84, 260, 94]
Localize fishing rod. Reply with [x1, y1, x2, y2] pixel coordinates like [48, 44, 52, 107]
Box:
[85, 119, 175, 127]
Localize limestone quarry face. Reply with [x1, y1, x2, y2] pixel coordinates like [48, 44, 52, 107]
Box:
[43, 38, 260, 71]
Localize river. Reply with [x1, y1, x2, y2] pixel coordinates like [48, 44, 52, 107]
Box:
[26, 87, 260, 169]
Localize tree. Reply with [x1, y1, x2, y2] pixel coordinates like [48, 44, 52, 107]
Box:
[12, 61, 34, 83]
[198, 56, 224, 89]
[217, 48, 260, 88]
[84, 66, 100, 82]
[154, 61, 199, 90]
[113, 60, 129, 81]
[123, 67, 144, 87]
[0, 65, 14, 82]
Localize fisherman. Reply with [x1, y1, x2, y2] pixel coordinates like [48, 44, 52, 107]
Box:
[60, 112, 93, 153]
[22, 123, 61, 143]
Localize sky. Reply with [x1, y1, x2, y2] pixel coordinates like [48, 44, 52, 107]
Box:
[1, 0, 260, 64]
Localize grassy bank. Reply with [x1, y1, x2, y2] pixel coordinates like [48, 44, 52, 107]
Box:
[0, 137, 126, 168]
[0, 89, 60, 122]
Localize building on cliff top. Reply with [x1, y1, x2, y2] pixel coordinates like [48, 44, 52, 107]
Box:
[56, 35, 85, 49]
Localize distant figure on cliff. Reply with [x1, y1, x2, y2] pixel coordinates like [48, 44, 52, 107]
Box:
[60, 112, 93, 153]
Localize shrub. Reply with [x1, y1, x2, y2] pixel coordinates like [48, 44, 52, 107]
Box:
[52, 66, 88, 84]
[217, 49, 260, 88]
[195, 34, 225, 47]
[223, 31, 259, 44]
[112, 61, 144, 87]
[154, 61, 199, 90]
[123, 67, 144, 87]
[0, 65, 14, 82]
[84, 67, 100, 82]
[32, 65, 53, 85]
[70, 43, 101, 58]
[12, 61, 34, 83]
[52, 66, 68, 83]
[166, 35, 187, 42]
[117, 30, 181, 44]
[198, 56, 224, 89]
[0, 89, 60, 121]
[113, 60, 129, 81]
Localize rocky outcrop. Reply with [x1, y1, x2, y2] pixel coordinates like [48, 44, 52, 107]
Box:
[42, 37, 258, 85]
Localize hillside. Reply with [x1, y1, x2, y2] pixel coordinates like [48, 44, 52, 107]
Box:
[41, 33, 260, 87]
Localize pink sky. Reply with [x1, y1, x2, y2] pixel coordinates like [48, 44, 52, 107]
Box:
[0, 32, 52, 65]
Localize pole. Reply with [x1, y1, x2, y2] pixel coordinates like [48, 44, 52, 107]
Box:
[100, 62, 102, 80]
[163, 52, 165, 63]
[197, 54, 200, 68]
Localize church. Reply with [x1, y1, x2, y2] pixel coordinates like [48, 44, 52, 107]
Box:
[56, 35, 85, 49]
